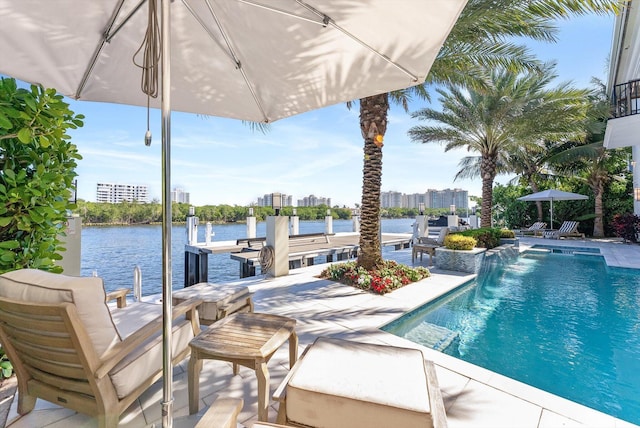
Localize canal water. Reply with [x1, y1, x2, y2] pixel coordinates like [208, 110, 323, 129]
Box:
[81, 218, 415, 295]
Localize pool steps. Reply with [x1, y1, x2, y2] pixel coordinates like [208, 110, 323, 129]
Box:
[404, 322, 459, 352]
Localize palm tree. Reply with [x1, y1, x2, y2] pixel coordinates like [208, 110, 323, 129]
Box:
[355, 0, 619, 269]
[544, 80, 622, 237]
[408, 64, 590, 227]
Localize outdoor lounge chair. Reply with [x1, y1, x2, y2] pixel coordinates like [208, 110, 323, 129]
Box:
[271, 337, 447, 428]
[514, 222, 547, 236]
[543, 221, 584, 239]
[0, 269, 201, 428]
[412, 227, 449, 264]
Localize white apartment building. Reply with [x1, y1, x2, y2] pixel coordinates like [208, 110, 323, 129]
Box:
[381, 191, 404, 208]
[381, 188, 469, 210]
[297, 194, 332, 207]
[171, 188, 190, 204]
[96, 183, 149, 203]
[257, 193, 293, 207]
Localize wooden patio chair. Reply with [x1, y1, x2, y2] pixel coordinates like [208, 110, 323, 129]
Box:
[412, 227, 449, 264]
[0, 269, 201, 428]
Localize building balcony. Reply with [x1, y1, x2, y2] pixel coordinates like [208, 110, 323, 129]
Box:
[604, 79, 640, 150]
[611, 79, 640, 119]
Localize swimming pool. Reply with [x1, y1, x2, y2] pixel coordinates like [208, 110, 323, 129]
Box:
[383, 249, 640, 425]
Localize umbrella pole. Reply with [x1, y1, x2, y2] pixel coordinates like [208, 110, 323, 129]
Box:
[160, 0, 173, 426]
[550, 199, 554, 229]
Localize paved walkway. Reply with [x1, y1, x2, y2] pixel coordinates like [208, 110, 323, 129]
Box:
[6, 237, 640, 427]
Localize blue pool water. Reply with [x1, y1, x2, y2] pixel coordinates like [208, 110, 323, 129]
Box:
[384, 250, 640, 425]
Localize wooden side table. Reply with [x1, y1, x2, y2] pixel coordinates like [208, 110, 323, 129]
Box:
[188, 312, 298, 422]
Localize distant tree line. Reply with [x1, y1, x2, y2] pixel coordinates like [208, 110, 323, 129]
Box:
[75, 201, 461, 225]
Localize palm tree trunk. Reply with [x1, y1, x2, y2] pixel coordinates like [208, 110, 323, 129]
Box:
[480, 155, 497, 228]
[593, 180, 604, 238]
[528, 180, 543, 222]
[357, 93, 388, 270]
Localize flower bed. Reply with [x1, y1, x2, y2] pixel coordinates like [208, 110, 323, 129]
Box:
[320, 260, 430, 295]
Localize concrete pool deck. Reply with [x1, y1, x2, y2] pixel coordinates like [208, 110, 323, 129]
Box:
[6, 237, 640, 427]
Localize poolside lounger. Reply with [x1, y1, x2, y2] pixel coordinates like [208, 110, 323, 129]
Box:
[514, 222, 546, 236]
[543, 221, 584, 239]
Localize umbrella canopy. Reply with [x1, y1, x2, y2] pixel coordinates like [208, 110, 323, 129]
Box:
[0, 1, 468, 425]
[0, 0, 466, 123]
[518, 189, 588, 227]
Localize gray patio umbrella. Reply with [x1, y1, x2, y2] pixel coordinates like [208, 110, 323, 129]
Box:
[0, 0, 468, 425]
[518, 189, 588, 228]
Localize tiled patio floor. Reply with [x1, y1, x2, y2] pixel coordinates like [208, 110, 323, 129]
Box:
[6, 237, 640, 427]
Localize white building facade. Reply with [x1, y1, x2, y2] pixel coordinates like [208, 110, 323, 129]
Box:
[96, 183, 149, 203]
[381, 188, 468, 210]
[171, 188, 190, 204]
[604, 2, 640, 215]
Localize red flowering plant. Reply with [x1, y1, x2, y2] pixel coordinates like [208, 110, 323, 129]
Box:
[320, 260, 430, 295]
[612, 213, 640, 243]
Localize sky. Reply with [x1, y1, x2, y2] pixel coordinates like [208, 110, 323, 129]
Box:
[61, 13, 615, 208]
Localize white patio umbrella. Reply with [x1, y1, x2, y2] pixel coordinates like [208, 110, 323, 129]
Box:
[517, 189, 588, 228]
[0, 0, 468, 425]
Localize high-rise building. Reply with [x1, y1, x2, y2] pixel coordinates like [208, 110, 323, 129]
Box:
[380, 191, 404, 208]
[428, 188, 468, 210]
[171, 188, 190, 204]
[96, 183, 149, 203]
[381, 188, 468, 209]
[257, 193, 293, 207]
[297, 194, 331, 207]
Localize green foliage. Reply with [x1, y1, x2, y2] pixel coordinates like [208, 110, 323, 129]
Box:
[320, 260, 430, 295]
[76, 201, 430, 224]
[0, 78, 83, 274]
[444, 234, 477, 250]
[0, 346, 13, 379]
[493, 183, 538, 228]
[454, 227, 503, 248]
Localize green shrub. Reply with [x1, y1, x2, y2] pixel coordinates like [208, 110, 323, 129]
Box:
[0, 78, 83, 273]
[0, 346, 13, 379]
[444, 234, 476, 250]
[500, 229, 516, 238]
[455, 227, 502, 249]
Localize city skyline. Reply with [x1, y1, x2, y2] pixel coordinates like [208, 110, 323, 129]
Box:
[63, 14, 614, 207]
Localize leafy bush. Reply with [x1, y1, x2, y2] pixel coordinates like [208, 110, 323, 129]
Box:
[500, 229, 516, 238]
[444, 234, 477, 250]
[0, 347, 13, 379]
[455, 227, 502, 248]
[320, 260, 430, 295]
[611, 213, 640, 243]
[0, 78, 83, 273]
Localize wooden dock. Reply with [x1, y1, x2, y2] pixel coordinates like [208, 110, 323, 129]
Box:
[184, 232, 412, 284]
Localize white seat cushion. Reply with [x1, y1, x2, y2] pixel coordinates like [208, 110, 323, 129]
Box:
[109, 315, 194, 399]
[172, 282, 251, 322]
[110, 301, 163, 338]
[287, 338, 433, 428]
[0, 269, 120, 358]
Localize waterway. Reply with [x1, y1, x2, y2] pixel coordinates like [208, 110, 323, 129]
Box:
[81, 218, 415, 295]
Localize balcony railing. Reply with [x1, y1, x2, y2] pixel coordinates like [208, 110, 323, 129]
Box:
[612, 79, 640, 118]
